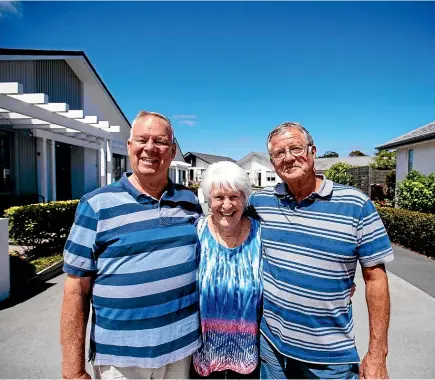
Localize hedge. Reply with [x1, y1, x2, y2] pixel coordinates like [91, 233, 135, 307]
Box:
[4, 200, 79, 257]
[377, 206, 435, 258]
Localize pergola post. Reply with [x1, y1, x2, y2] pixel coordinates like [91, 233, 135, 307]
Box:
[50, 139, 56, 201]
[41, 137, 48, 203]
[100, 139, 107, 186]
[106, 139, 113, 185]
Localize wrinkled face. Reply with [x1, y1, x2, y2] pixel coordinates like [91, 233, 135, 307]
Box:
[209, 185, 245, 230]
[269, 128, 317, 183]
[127, 116, 176, 179]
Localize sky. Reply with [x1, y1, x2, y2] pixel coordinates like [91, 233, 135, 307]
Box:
[0, 1, 434, 160]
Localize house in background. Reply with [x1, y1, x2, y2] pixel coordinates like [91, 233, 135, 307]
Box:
[168, 139, 191, 186]
[377, 121, 435, 184]
[0, 48, 131, 210]
[0, 48, 191, 210]
[314, 156, 373, 175]
[237, 152, 278, 188]
[183, 151, 236, 183]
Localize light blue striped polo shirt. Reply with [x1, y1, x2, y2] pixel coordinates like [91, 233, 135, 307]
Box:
[250, 176, 394, 364]
[63, 173, 203, 368]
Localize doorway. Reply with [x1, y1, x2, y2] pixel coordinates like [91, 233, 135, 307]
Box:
[56, 142, 72, 200]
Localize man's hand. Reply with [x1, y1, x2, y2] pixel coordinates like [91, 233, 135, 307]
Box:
[359, 352, 388, 379]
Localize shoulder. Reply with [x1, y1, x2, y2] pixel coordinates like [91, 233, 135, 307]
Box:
[249, 186, 276, 206]
[171, 183, 201, 204]
[78, 180, 126, 213]
[330, 182, 370, 208]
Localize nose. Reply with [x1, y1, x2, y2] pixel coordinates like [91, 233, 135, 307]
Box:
[143, 138, 157, 151]
[283, 149, 296, 162]
[222, 198, 233, 210]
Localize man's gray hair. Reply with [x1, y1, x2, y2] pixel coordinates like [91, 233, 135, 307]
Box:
[201, 161, 252, 206]
[130, 110, 175, 143]
[266, 121, 314, 153]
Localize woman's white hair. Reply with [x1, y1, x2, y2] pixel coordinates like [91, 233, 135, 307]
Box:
[201, 161, 252, 206]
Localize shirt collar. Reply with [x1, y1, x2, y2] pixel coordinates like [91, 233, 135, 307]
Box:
[120, 172, 175, 201]
[274, 175, 333, 200]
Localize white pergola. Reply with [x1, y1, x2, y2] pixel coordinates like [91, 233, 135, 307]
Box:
[0, 82, 127, 201]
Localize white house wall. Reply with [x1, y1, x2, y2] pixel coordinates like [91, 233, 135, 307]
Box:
[396, 140, 435, 183]
[239, 154, 278, 187]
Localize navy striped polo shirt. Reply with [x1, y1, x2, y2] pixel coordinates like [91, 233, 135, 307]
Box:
[63, 173, 203, 368]
[250, 177, 394, 364]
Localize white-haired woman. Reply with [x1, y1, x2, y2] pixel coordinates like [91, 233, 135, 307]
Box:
[191, 161, 262, 379]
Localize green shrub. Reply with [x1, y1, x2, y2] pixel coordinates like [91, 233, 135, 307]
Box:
[4, 200, 79, 257]
[396, 170, 435, 213]
[324, 163, 355, 186]
[377, 206, 435, 258]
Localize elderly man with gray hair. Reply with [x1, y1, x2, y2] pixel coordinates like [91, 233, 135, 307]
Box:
[249, 122, 394, 379]
[60, 111, 203, 379]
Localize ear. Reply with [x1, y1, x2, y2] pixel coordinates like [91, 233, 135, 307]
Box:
[311, 145, 317, 158]
[171, 142, 177, 160]
[127, 138, 131, 154]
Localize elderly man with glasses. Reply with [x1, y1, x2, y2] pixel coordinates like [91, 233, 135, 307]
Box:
[60, 111, 203, 380]
[249, 122, 394, 379]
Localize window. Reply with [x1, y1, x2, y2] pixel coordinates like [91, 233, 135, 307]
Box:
[113, 154, 127, 181]
[266, 171, 276, 182]
[408, 149, 414, 172]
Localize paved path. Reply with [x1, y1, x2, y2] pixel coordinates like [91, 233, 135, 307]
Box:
[0, 246, 434, 379]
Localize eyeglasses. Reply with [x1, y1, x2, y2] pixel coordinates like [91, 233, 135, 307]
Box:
[270, 145, 312, 161]
[131, 138, 171, 149]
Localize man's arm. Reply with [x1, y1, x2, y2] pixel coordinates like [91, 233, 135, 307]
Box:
[60, 275, 93, 379]
[359, 264, 390, 379]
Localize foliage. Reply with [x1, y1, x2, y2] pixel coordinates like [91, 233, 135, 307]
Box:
[4, 200, 79, 258]
[396, 170, 435, 213]
[377, 206, 435, 258]
[349, 150, 367, 157]
[324, 163, 355, 186]
[187, 182, 200, 195]
[318, 151, 339, 158]
[30, 254, 63, 272]
[370, 150, 396, 170]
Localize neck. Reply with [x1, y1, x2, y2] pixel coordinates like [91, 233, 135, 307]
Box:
[129, 172, 168, 199]
[286, 175, 321, 202]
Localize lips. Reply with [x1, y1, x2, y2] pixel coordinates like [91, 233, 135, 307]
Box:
[220, 211, 236, 217]
[140, 157, 158, 164]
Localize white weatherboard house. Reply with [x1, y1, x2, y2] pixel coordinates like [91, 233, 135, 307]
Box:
[184, 152, 236, 183]
[377, 121, 435, 184]
[0, 48, 131, 206]
[237, 152, 278, 188]
[0, 48, 191, 207]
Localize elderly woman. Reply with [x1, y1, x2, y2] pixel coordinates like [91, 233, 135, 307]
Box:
[191, 161, 262, 379]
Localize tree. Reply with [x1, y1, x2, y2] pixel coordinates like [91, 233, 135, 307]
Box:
[370, 150, 396, 170]
[396, 170, 435, 213]
[324, 163, 354, 186]
[349, 150, 366, 157]
[318, 151, 339, 158]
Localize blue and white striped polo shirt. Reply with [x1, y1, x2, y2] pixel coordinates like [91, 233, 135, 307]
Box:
[250, 177, 394, 364]
[63, 173, 203, 368]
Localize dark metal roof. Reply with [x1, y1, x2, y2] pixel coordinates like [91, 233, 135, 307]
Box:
[184, 152, 236, 164]
[376, 121, 435, 150]
[0, 48, 130, 128]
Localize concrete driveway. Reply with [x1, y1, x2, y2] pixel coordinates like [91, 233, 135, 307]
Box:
[0, 246, 434, 379]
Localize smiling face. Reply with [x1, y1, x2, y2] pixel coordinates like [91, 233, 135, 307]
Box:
[269, 128, 317, 184]
[209, 185, 245, 230]
[127, 116, 176, 180]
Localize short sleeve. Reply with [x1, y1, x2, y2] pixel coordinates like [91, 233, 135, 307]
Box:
[63, 196, 98, 277]
[356, 199, 394, 267]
